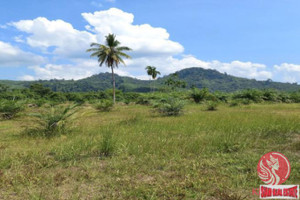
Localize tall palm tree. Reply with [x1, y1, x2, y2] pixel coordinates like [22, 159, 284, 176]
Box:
[87, 34, 131, 104]
[145, 66, 160, 92]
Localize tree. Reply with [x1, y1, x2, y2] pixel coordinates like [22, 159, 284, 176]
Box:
[164, 73, 186, 91]
[87, 34, 131, 104]
[30, 84, 52, 96]
[145, 66, 160, 92]
[0, 84, 8, 93]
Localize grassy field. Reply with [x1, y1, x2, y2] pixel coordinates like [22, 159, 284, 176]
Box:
[0, 103, 300, 199]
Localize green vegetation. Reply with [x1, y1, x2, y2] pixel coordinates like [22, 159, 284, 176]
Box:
[1, 67, 299, 93]
[24, 104, 78, 137]
[153, 97, 185, 116]
[87, 33, 132, 103]
[145, 66, 161, 92]
[0, 100, 24, 120]
[205, 101, 218, 111]
[94, 99, 114, 112]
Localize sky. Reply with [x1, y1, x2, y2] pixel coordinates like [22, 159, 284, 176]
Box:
[0, 0, 300, 83]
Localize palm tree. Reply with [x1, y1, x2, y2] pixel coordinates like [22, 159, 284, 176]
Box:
[145, 66, 160, 92]
[87, 34, 131, 104]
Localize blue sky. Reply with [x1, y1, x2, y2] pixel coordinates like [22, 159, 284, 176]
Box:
[0, 0, 300, 83]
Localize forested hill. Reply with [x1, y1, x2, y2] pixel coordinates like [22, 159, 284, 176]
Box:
[1, 67, 299, 92]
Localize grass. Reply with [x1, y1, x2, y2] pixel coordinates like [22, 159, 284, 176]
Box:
[0, 103, 300, 199]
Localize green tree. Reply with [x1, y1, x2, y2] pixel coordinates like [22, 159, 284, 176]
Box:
[145, 66, 160, 92]
[87, 34, 131, 104]
[164, 73, 186, 91]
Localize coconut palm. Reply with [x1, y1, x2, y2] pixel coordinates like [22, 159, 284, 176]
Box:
[145, 66, 160, 92]
[87, 34, 131, 104]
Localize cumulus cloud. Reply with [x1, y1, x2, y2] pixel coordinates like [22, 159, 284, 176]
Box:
[11, 17, 97, 58]
[274, 63, 300, 83]
[81, 8, 184, 57]
[22, 60, 101, 80]
[0, 41, 46, 67]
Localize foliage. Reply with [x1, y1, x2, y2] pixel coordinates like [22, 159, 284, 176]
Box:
[94, 100, 114, 112]
[145, 66, 160, 80]
[24, 104, 78, 137]
[0, 100, 24, 120]
[0, 84, 8, 93]
[232, 89, 263, 103]
[30, 83, 53, 96]
[190, 88, 211, 103]
[164, 73, 187, 91]
[205, 101, 218, 111]
[153, 97, 184, 116]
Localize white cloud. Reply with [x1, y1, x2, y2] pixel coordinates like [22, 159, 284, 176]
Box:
[23, 59, 111, 80]
[81, 8, 184, 57]
[274, 63, 300, 83]
[14, 35, 25, 43]
[11, 17, 97, 58]
[0, 41, 46, 67]
[20, 75, 35, 81]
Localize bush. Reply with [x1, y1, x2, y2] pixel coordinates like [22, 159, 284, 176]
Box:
[94, 100, 113, 112]
[136, 96, 151, 105]
[123, 92, 140, 104]
[24, 104, 78, 137]
[205, 101, 218, 111]
[229, 100, 240, 107]
[0, 100, 24, 119]
[190, 88, 216, 103]
[154, 97, 184, 116]
[233, 89, 263, 103]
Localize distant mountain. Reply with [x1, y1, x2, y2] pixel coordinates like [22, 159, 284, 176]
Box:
[1, 67, 299, 92]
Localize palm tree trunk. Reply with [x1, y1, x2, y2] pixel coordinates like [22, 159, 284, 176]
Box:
[111, 67, 116, 104]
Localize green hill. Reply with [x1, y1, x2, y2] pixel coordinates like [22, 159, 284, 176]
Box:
[1, 67, 299, 92]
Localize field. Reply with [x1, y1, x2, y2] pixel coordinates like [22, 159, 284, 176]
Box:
[0, 103, 300, 199]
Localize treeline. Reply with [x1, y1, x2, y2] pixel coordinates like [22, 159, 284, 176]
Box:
[1, 83, 300, 105]
[2, 68, 300, 93]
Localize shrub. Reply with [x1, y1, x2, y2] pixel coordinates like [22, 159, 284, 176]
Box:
[154, 97, 184, 116]
[94, 100, 113, 112]
[136, 96, 151, 105]
[190, 88, 216, 103]
[205, 101, 218, 111]
[0, 100, 24, 119]
[123, 92, 140, 104]
[262, 89, 279, 102]
[24, 104, 78, 137]
[229, 100, 240, 107]
[233, 89, 263, 103]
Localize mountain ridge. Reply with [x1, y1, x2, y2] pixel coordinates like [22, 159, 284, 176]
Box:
[0, 67, 299, 92]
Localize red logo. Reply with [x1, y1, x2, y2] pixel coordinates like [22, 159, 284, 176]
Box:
[257, 152, 291, 185]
